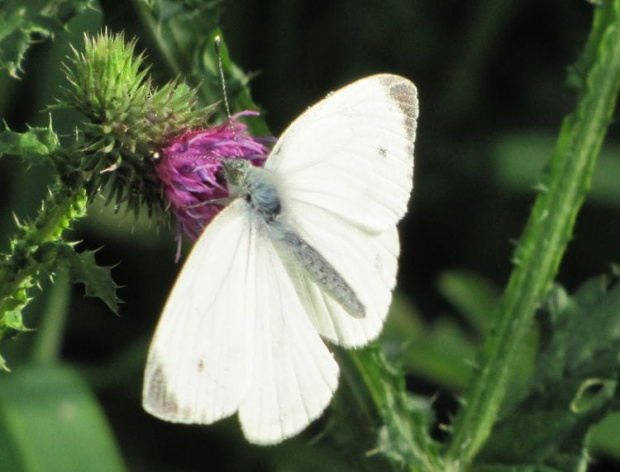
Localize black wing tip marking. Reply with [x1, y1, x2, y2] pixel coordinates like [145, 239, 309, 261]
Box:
[378, 75, 419, 144]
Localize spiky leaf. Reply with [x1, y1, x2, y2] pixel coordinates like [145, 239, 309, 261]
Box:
[0, 0, 93, 77]
[57, 246, 119, 314]
[0, 125, 59, 162]
[0, 189, 88, 343]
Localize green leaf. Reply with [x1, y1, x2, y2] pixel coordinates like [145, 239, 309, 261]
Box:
[0, 125, 59, 162]
[135, 0, 223, 95]
[588, 412, 620, 461]
[57, 246, 119, 314]
[1, 309, 29, 335]
[134, 3, 269, 133]
[0, 0, 94, 77]
[383, 294, 477, 391]
[476, 275, 620, 469]
[0, 363, 126, 471]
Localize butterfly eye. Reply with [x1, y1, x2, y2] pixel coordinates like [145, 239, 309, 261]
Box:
[215, 168, 227, 186]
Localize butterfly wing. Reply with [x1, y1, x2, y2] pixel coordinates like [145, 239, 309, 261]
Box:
[282, 211, 401, 347]
[267, 74, 417, 233]
[143, 199, 339, 444]
[143, 200, 258, 424]
[265, 74, 418, 347]
[239, 232, 340, 444]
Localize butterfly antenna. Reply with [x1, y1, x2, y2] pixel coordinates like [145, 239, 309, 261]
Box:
[214, 35, 243, 159]
[214, 36, 233, 119]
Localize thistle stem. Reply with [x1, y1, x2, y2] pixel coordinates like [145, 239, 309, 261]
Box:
[344, 347, 443, 471]
[0, 185, 87, 341]
[446, 1, 620, 467]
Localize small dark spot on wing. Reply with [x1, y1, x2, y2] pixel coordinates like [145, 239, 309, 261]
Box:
[378, 147, 387, 158]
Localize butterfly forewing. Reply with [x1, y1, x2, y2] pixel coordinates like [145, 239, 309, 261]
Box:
[265, 74, 417, 346]
[267, 74, 417, 233]
[143, 200, 257, 424]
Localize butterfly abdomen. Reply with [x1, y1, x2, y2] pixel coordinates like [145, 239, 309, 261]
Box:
[268, 218, 366, 319]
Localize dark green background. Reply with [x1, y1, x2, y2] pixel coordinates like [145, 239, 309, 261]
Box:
[1, 1, 619, 470]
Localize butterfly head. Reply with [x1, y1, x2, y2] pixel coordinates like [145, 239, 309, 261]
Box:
[220, 158, 252, 193]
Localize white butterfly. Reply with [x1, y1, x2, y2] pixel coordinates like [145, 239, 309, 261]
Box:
[143, 74, 418, 444]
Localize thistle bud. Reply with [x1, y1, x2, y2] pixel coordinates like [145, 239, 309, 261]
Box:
[61, 30, 214, 215]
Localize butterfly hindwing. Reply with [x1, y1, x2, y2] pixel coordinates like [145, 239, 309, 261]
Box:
[144, 200, 339, 444]
[239, 233, 340, 444]
[282, 210, 401, 347]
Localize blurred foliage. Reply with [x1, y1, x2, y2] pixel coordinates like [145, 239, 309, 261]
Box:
[0, 0, 94, 77]
[476, 277, 620, 470]
[0, 363, 126, 472]
[0, 0, 620, 471]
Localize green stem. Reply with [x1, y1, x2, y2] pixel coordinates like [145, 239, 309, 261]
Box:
[31, 268, 71, 364]
[446, 1, 620, 467]
[345, 347, 443, 472]
[131, 0, 184, 78]
[0, 185, 87, 341]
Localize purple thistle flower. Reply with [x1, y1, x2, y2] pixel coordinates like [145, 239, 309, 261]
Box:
[155, 112, 272, 259]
